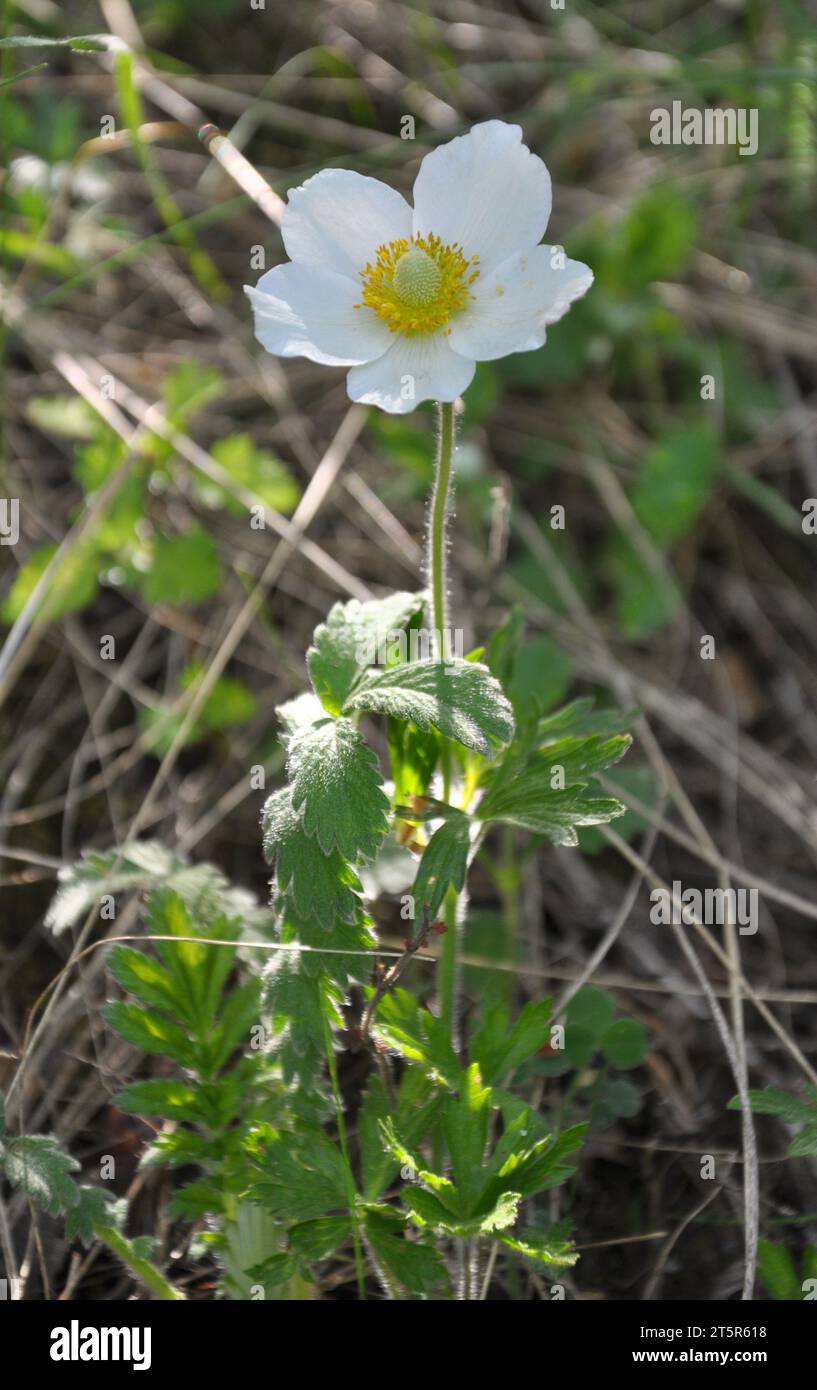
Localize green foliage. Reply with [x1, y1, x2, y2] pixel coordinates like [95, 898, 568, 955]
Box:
[346, 659, 514, 759]
[480, 727, 630, 847]
[728, 1086, 817, 1157]
[411, 812, 470, 918]
[286, 717, 390, 860]
[0, 1134, 79, 1215]
[307, 592, 424, 715]
[756, 1239, 817, 1301]
[45, 840, 272, 936]
[380, 1064, 585, 1255]
[142, 525, 221, 605]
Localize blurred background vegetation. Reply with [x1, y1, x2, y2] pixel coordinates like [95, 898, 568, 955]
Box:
[1, 0, 816, 1299]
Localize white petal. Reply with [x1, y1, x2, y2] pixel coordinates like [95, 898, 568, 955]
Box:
[245, 263, 393, 367]
[346, 334, 475, 415]
[412, 121, 552, 273]
[448, 246, 593, 362]
[282, 169, 412, 280]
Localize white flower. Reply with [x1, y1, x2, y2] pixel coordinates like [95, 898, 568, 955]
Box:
[245, 121, 593, 415]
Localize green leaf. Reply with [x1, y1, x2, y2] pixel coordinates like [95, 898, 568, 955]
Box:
[500, 1229, 579, 1268]
[406, 1186, 520, 1237]
[442, 1065, 492, 1211]
[727, 1087, 817, 1124]
[249, 1127, 347, 1222]
[2, 1135, 79, 1215]
[588, 1076, 641, 1126]
[244, 1252, 300, 1287]
[756, 1239, 801, 1302]
[358, 1070, 439, 1202]
[508, 636, 573, 717]
[601, 1018, 649, 1069]
[2, 542, 99, 623]
[262, 788, 362, 925]
[346, 659, 514, 759]
[104, 1000, 198, 1068]
[107, 946, 181, 1021]
[471, 1000, 552, 1084]
[0, 34, 106, 51]
[364, 1211, 447, 1295]
[412, 813, 470, 918]
[162, 360, 224, 425]
[631, 426, 721, 546]
[480, 780, 625, 847]
[372, 988, 459, 1089]
[142, 525, 221, 605]
[46, 841, 271, 937]
[112, 1079, 202, 1122]
[308, 592, 424, 715]
[483, 1123, 587, 1206]
[288, 1216, 351, 1262]
[286, 717, 390, 861]
[788, 1126, 817, 1157]
[206, 433, 299, 515]
[65, 1185, 111, 1246]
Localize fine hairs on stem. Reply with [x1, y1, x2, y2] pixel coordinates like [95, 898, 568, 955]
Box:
[426, 400, 462, 1052]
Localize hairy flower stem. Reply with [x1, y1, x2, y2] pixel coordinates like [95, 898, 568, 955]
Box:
[428, 402, 462, 1052]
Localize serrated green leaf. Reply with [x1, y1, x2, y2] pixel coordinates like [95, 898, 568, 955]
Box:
[286, 717, 389, 861]
[412, 813, 470, 918]
[3, 1135, 79, 1215]
[112, 1079, 202, 1122]
[104, 1000, 197, 1068]
[727, 1087, 817, 1124]
[262, 788, 362, 925]
[372, 988, 459, 1089]
[500, 1229, 579, 1268]
[288, 1216, 351, 1261]
[364, 1212, 447, 1295]
[471, 999, 552, 1084]
[359, 1071, 439, 1201]
[480, 754, 626, 845]
[442, 1065, 492, 1212]
[65, 1185, 111, 1246]
[308, 592, 424, 715]
[244, 1252, 300, 1286]
[107, 946, 181, 1021]
[249, 1127, 347, 1222]
[406, 1185, 520, 1237]
[346, 659, 514, 758]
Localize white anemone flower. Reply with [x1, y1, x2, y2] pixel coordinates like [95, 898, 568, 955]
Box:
[245, 120, 593, 415]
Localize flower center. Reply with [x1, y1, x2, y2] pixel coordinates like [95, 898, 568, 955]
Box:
[356, 232, 480, 336]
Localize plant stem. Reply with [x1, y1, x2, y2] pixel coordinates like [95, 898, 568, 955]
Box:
[428, 402, 460, 1049]
[94, 1224, 186, 1301]
[429, 401, 455, 656]
[321, 1006, 366, 1300]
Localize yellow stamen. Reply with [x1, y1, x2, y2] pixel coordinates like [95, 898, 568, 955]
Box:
[355, 232, 480, 335]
